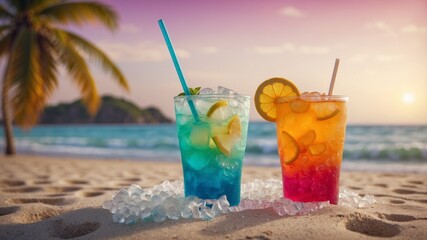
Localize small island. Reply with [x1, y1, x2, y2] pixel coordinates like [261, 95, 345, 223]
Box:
[39, 95, 172, 124]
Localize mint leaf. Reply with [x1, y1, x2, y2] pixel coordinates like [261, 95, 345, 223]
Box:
[178, 87, 201, 96]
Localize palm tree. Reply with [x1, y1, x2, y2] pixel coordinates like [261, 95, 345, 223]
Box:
[0, 0, 129, 155]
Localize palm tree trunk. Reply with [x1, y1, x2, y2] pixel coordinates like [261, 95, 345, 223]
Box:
[2, 65, 15, 155]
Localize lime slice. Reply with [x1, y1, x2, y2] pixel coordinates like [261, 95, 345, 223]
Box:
[290, 99, 310, 113]
[281, 131, 299, 165]
[207, 100, 230, 120]
[298, 130, 316, 146]
[308, 143, 326, 155]
[212, 115, 242, 156]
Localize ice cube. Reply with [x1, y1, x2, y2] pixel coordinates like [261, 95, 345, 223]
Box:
[357, 199, 369, 208]
[159, 191, 170, 201]
[104, 178, 376, 224]
[125, 215, 138, 224]
[150, 195, 163, 207]
[200, 88, 214, 94]
[111, 205, 118, 214]
[163, 197, 181, 220]
[300, 92, 311, 99]
[218, 195, 230, 213]
[211, 201, 222, 216]
[158, 180, 174, 191]
[151, 205, 167, 222]
[338, 188, 377, 208]
[229, 206, 240, 212]
[113, 189, 130, 203]
[189, 123, 211, 150]
[217, 86, 237, 95]
[129, 184, 144, 196]
[129, 205, 141, 216]
[175, 98, 192, 115]
[170, 180, 184, 195]
[180, 206, 192, 218]
[195, 98, 215, 115]
[185, 151, 212, 170]
[300, 91, 323, 101]
[363, 194, 376, 204]
[309, 92, 322, 101]
[200, 205, 215, 220]
[114, 214, 126, 223]
[117, 201, 127, 212]
[272, 201, 287, 216]
[190, 204, 201, 219]
[140, 208, 151, 220]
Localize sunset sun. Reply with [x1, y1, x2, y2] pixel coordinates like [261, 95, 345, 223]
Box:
[402, 93, 415, 104]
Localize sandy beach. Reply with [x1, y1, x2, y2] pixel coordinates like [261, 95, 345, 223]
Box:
[0, 155, 426, 240]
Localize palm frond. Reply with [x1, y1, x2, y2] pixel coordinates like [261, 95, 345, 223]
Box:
[0, 4, 14, 20]
[37, 33, 58, 99]
[0, 30, 12, 58]
[39, 1, 118, 30]
[4, 0, 47, 11]
[4, 0, 28, 12]
[64, 30, 129, 91]
[31, 0, 62, 14]
[50, 29, 100, 115]
[0, 24, 11, 38]
[6, 27, 46, 127]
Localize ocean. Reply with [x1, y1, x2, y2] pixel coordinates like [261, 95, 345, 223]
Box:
[1, 123, 426, 173]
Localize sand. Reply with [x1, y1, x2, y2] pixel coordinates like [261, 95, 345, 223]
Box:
[0, 155, 426, 240]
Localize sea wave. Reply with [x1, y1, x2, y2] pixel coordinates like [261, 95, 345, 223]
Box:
[2, 137, 425, 163]
[0, 124, 426, 166]
[244, 140, 427, 162]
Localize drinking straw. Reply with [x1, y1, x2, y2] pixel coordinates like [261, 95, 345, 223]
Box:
[158, 19, 199, 121]
[328, 58, 340, 95]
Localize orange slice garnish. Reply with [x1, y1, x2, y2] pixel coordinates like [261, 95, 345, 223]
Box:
[313, 102, 340, 121]
[281, 131, 300, 165]
[254, 77, 299, 122]
[308, 143, 326, 155]
[298, 130, 316, 146]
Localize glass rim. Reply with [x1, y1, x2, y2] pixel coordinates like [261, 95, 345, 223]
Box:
[276, 95, 349, 103]
[174, 94, 251, 100]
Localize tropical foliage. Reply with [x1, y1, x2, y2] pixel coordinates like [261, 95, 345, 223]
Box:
[0, 0, 129, 154]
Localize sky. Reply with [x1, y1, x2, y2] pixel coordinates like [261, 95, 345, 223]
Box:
[47, 0, 427, 125]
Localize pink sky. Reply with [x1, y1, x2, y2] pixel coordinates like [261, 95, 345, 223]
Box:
[50, 0, 427, 124]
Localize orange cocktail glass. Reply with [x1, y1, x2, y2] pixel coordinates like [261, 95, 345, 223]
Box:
[275, 95, 348, 204]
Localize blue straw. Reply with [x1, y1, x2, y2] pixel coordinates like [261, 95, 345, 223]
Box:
[158, 19, 199, 122]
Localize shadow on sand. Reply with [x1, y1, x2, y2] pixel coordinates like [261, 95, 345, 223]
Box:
[0, 206, 287, 239]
